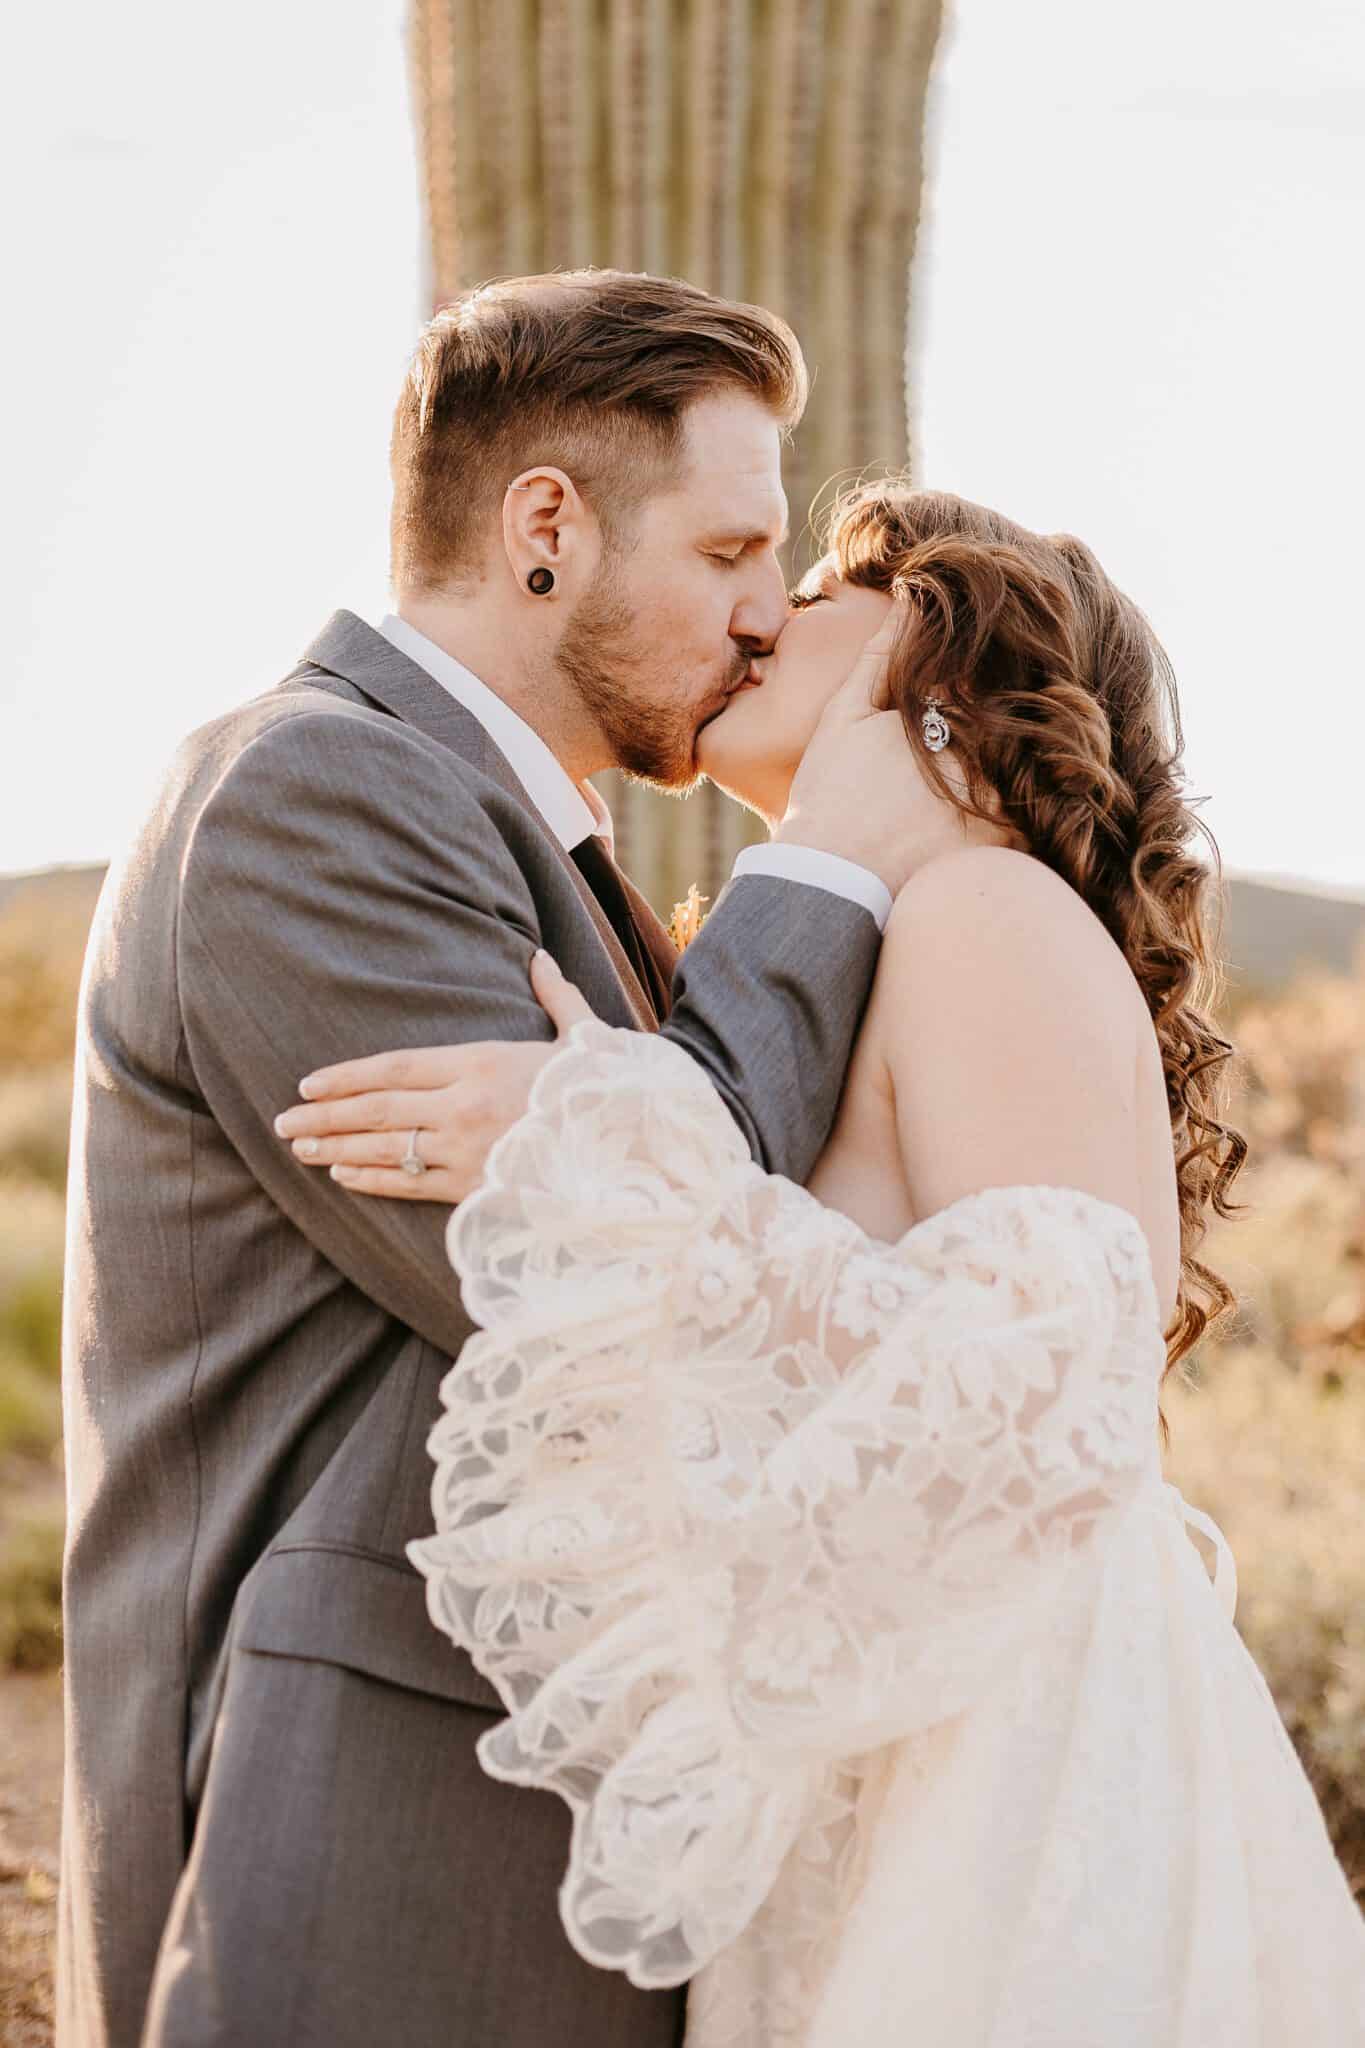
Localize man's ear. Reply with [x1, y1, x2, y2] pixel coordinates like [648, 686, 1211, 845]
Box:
[502, 466, 598, 597]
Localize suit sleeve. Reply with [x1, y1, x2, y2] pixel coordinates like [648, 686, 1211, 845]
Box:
[661, 868, 882, 1181]
[178, 707, 883, 1345]
[178, 710, 554, 1356]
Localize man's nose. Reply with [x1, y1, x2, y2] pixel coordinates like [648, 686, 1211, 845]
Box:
[732, 558, 792, 655]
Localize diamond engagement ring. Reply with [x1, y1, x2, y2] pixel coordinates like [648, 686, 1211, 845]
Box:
[400, 1130, 427, 1178]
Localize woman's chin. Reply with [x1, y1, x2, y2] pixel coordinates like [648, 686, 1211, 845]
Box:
[699, 741, 785, 819]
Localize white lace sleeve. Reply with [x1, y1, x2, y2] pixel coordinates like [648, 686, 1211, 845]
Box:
[408, 1020, 1162, 1992]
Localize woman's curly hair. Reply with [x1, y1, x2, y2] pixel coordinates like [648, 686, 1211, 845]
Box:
[826, 482, 1246, 1411]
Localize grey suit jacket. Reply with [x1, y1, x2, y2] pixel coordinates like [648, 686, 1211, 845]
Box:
[56, 611, 882, 2047]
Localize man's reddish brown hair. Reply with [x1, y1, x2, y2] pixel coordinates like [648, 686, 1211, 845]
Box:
[389, 269, 807, 591]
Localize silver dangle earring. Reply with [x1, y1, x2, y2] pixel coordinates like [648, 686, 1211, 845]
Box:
[922, 700, 951, 752]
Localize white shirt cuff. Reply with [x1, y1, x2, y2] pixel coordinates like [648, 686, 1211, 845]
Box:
[730, 844, 893, 932]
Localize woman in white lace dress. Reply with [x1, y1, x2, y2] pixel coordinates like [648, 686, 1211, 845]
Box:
[283, 485, 1365, 2043]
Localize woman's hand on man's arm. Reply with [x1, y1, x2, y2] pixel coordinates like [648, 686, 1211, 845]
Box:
[274, 952, 593, 1202]
[277, 604, 915, 1208]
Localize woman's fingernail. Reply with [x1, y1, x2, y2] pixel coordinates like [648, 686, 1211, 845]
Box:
[273, 1113, 290, 1137]
[533, 948, 560, 976]
[293, 1138, 320, 1160]
[330, 1164, 353, 1182]
[298, 1077, 320, 1100]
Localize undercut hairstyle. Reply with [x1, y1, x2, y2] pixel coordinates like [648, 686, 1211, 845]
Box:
[389, 269, 808, 592]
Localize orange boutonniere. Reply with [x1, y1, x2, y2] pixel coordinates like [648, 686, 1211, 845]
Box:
[667, 883, 710, 952]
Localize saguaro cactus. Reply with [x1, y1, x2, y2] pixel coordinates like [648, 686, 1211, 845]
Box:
[407, 0, 944, 913]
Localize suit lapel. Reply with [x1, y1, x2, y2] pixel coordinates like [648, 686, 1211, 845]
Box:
[294, 612, 661, 1032]
[299, 611, 518, 793]
[547, 865, 661, 1033]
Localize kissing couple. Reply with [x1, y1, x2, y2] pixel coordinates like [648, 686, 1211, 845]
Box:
[60, 270, 1365, 2046]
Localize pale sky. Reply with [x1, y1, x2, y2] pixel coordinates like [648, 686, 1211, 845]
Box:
[4, 0, 1363, 887]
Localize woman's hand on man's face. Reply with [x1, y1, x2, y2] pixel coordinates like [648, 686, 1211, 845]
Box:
[273, 951, 593, 1203]
[771, 607, 926, 895]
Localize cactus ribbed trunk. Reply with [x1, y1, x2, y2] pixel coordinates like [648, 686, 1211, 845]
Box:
[407, 0, 944, 915]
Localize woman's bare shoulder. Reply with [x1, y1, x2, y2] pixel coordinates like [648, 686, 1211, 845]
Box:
[873, 847, 1151, 1222]
[887, 842, 1108, 924]
[882, 845, 1136, 1018]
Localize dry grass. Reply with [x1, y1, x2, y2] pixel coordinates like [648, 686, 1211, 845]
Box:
[0, 1508, 63, 1675]
[0, 1668, 62, 2048]
[0, 883, 74, 1696]
[0, 1178, 64, 1485]
[1164, 1349, 1365, 1900]
[1155, 959, 1365, 1902]
[0, 1170, 65, 1691]
[0, 873, 71, 2034]
[0, 1071, 72, 1196]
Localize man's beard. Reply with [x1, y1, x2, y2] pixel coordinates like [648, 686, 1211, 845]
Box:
[555, 560, 742, 791]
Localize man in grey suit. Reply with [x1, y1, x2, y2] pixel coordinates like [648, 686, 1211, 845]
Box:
[58, 271, 915, 2046]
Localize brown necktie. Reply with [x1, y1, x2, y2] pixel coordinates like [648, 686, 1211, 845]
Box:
[571, 834, 672, 1024]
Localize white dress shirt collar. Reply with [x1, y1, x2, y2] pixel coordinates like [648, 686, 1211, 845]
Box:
[376, 612, 612, 857]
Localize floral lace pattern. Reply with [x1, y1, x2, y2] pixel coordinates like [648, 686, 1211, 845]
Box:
[409, 1022, 1365, 2044]
[408, 1028, 1160, 1989]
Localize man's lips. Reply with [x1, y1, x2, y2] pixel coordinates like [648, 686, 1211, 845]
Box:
[727, 662, 765, 695]
[699, 665, 765, 735]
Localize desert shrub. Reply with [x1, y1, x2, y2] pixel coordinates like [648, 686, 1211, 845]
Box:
[0, 1179, 65, 1464]
[1230, 962, 1365, 1168]
[0, 1362, 60, 1466]
[0, 1070, 72, 1195]
[0, 868, 101, 1075]
[1215, 964, 1365, 1374]
[0, 1275, 62, 1382]
[0, 940, 81, 1073]
[1159, 956, 1365, 1901]
[0, 1507, 64, 1671]
[0, 891, 81, 1473]
[1164, 1344, 1365, 1900]
[0, 1180, 64, 1377]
